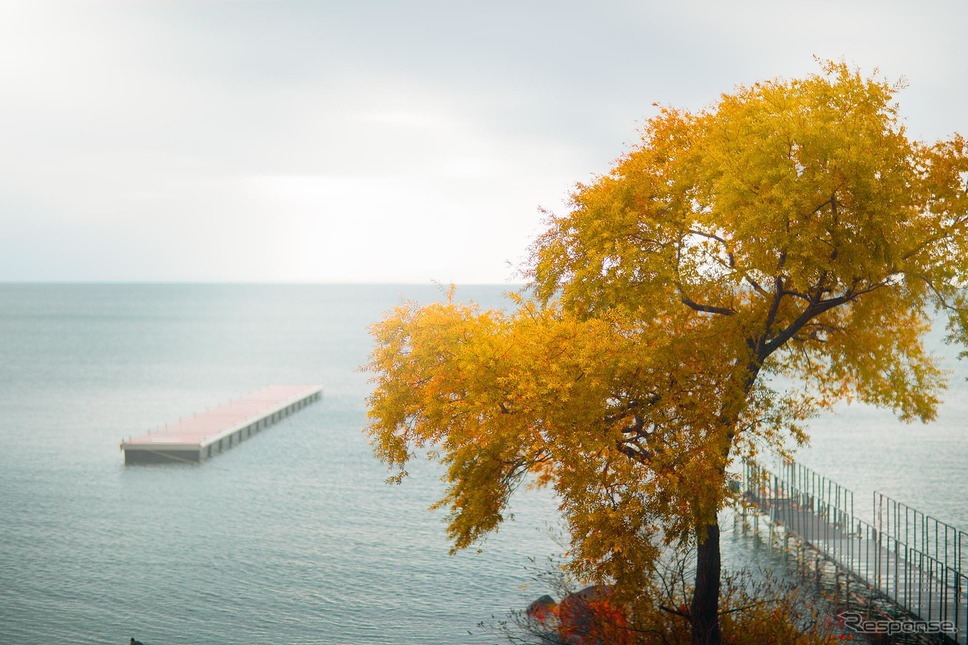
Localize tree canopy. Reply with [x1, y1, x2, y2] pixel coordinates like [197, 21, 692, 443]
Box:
[365, 61, 968, 643]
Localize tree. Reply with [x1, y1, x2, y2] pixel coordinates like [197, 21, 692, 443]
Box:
[365, 61, 968, 644]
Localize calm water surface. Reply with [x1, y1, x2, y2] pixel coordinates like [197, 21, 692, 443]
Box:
[0, 285, 562, 645]
[0, 284, 965, 644]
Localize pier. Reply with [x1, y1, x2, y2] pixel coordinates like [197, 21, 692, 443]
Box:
[121, 385, 323, 464]
[739, 458, 968, 643]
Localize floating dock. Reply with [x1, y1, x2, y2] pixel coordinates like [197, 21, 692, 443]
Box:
[121, 385, 323, 464]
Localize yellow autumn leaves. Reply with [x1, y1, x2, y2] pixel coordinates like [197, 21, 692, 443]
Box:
[364, 60, 968, 629]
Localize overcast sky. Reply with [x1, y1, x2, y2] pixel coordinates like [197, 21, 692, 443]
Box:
[2, 0, 966, 283]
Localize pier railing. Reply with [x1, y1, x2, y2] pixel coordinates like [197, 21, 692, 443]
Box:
[876, 491, 968, 580]
[741, 457, 968, 643]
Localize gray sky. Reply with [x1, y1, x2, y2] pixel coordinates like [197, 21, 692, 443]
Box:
[2, 0, 966, 283]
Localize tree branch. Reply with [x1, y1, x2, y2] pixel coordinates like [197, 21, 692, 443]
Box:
[675, 282, 736, 316]
[615, 439, 653, 464]
[686, 228, 735, 268]
[901, 213, 968, 262]
[912, 271, 968, 313]
[744, 274, 769, 298]
[760, 281, 888, 358]
[659, 604, 691, 620]
[763, 275, 785, 335]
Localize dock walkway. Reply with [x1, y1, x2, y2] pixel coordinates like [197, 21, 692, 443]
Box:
[121, 385, 322, 464]
[741, 459, 967, 643]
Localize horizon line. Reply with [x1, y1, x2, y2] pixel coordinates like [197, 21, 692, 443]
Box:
[0, 279, 529, 286]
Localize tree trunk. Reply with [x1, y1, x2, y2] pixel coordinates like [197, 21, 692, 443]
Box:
[690, 519, 722, 645]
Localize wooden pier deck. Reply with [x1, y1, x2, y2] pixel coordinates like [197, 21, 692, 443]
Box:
[121, 385, 323, 464]
[742, 460, 968, 643]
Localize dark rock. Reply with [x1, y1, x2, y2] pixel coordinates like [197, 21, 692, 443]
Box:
[558, 585, 613, 645]
[526, 594, 557, 623]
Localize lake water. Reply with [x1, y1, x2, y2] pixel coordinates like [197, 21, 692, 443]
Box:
[1, 284, 965, 644]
